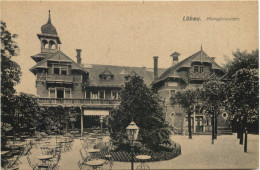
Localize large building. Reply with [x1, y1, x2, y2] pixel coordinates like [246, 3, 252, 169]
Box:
[30, 12, 230, 135]
[30, 12, 165, 135]
[152, 49, 230, 134]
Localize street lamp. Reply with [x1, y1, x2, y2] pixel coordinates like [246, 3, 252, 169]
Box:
[100, 116, 104, 133]
[126, 120, 139, 170]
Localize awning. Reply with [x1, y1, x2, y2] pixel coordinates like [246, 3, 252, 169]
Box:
[84, 109, 109, 116]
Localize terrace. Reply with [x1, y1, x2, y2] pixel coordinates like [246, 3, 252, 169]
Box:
[38, 98, 121, 107]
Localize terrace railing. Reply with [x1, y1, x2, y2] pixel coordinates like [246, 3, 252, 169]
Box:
[38, 98, 120, 106]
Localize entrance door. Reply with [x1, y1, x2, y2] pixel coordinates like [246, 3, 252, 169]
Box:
[57, 89, 64, 98]
[196, 117, 203, 132]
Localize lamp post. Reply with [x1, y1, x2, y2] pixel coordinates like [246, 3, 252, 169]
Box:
[100, 116, 104, 133]
[126, 120, 139, 170]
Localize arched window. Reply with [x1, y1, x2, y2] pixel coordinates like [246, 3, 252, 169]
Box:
[49, 40, 57, 49]
[42, 40, 48, 48]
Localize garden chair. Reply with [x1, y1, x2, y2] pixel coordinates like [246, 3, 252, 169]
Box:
[23, 143, 32, 155]
[2, 157, 19, 170]
[27, 156, 38, 170]
[104, 143, 114, 170]
[78, 160, 82, 170]
[79, 149, 91, 163]
[80, 139, 87, 149]
[50, 154, 61, 170]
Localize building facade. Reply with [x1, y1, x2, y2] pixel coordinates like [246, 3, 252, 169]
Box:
[30, 12, 166, 135]
[152, 48, 230, 134]
[30, 12, 230, 136]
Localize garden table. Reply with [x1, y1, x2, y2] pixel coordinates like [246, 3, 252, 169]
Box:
[136, 155, 151, 170]
[86, 149, 100, 158]
[21, 135, 29, 139]
[25, 138, 35, 142]
[1, 151, 10, 155]
[85, 159, 106, 170]
[10, 143, 25, 149]
[36, 155, 53, 165]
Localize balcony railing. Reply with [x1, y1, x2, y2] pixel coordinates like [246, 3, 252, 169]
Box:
[47, 75, 73, 82]
[38, 98, 120, 105]
[188, 72, 213, 80]
[37, 75, 74, 83]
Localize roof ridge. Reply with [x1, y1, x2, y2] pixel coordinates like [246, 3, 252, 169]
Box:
[85, 63, 149, 69]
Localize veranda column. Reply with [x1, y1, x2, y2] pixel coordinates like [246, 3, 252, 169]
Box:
[193, 111, 196, 133]
[203, 115, 206, 132]
[81, 107, 84, 137]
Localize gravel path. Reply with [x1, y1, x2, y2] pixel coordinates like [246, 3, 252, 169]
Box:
[17, 134, 258, 169]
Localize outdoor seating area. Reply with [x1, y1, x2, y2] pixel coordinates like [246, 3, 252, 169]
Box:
[1, 133, 74, 170]
[1, 131, 117, 170]
[78, 134, 114, 170]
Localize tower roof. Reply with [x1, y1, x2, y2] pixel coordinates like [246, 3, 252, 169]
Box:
[41, 10, 58, 35]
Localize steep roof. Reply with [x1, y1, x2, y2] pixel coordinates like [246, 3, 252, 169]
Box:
[30, 50, 88, 75]
[84, 64, 166, 87]
[153, 49, 225, 84]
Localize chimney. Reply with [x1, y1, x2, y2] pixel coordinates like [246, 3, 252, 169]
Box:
[76, 49, 82, 64]
[153, 56, 158, 80]
[211, 57, 215, 61]
[170, 52, 180, 66]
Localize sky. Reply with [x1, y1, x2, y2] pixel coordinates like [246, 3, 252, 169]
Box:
[1, 1, 258, 95]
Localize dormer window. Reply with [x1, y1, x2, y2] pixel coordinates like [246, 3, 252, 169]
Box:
[61, 68, 67, 75]
[99, 69, 113, 81]
[54, 67, 60, 75]
[52, 65, 69, 75]
[194, 66, 199, 73]
[194, 65, 204, 73]
[200, 67, 204, 73]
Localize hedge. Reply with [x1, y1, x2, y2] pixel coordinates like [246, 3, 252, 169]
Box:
[95, 143, 181, 162]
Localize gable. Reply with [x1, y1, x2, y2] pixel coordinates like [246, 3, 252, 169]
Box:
[30, 50, 88, 75]
[153, 49, 225, 85]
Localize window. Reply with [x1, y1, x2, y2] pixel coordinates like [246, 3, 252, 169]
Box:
[200, 67, 204, 73]
[54, 68, 60, 75]
[65, 89, 71, 98]
[99, 91, 105, 99]
[106, 76, 111, 80]
[57, 89, 64, 98]
[49, 89, 55, 98]
[170, 90, 175, 97]
[42, 40, 48, 48]
[61, 69, 67, 75]
[111, 91, 118, 99]
[168, 82, 178, 87]
[194, 66, 199, 73]
[85, 91, 91, 99]
[92, 92, 98, 99]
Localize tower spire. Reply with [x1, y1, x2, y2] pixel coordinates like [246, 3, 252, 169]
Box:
[48, 10, 51, 24]
[201, 44, 203, 51]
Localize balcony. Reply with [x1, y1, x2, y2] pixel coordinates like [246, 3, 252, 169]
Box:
[188, 72, 213, 80]
[37, 75, 74, 83]
[38, 98, 120, 107]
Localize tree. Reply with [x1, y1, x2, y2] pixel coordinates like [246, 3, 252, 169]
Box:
[13, 93, 41, 135]
[108, 75, 171, 151]
[170, 89, 201, 139]
[225, 49, 258, 76]
[202, 80, 227, 143]
[226, 68, 258, 152]
[225, 49, 259, 152]
[1, 21, 22, 138]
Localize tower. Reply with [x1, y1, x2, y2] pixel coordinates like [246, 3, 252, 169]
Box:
[32, 10, 61, 63]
